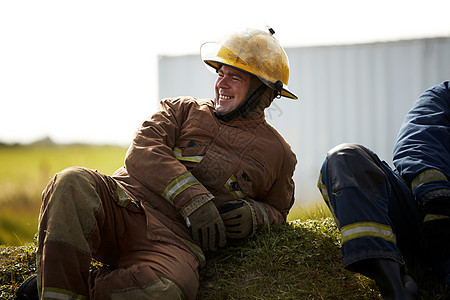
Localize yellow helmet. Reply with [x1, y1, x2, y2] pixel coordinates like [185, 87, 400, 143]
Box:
[201, 27, 298, 100]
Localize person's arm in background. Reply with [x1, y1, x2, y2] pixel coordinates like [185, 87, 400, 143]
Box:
[393, 81, 450, 213]
[393, 81, 450, 284]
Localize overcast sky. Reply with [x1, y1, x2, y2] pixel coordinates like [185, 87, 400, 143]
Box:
[1, 0, 449, 146]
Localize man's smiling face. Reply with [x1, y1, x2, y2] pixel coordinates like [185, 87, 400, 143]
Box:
[214, 65, 251, 115]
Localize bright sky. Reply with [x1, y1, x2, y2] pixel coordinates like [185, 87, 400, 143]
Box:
[1, 0, 449, 146]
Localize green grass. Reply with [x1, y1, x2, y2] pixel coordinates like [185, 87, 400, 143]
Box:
[0, 144, 127, 200]
[0, 243, 37, 299]
[1, 219, 382, 300]
[0, 144, 128, 246]
[197, 218, 380, 299]
[2, 219, 449, 299]
[0, 209, 37, 246]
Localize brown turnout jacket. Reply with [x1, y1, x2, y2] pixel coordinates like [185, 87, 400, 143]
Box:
[112, 96, 297, 264]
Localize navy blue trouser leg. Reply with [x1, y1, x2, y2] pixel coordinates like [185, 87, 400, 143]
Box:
[317, 143, 422, 269]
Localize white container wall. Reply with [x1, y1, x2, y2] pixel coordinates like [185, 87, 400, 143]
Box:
[158, 37, 450, 207]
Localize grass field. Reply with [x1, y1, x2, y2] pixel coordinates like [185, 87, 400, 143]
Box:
[0, 143, 128, 245]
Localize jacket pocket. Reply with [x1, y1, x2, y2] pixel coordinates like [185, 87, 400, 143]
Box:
[246, 149, 267, 168]
[235, 170, 255, 198]
[174, 141, 208, 164]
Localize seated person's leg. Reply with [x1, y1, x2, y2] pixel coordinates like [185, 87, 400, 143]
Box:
[31, 166, 199, 300]
[318, 143, 421, 298]
[37, 167, 109, 299]
[90, 179, 200, 299]
[91, 241, 199, 300]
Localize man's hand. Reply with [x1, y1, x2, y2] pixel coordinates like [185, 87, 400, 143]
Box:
[187, 201, 226, 251]
[219, 199, 253, 239]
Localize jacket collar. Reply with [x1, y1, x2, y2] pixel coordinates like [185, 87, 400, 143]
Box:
[217, 111, 266, 128]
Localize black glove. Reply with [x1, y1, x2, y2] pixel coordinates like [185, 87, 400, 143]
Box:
[219, 199, 254, 239]
[187, 201, 226, 251]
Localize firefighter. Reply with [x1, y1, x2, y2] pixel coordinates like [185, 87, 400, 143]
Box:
[317, 81, 450, 299]
[16, 27, 298, 300]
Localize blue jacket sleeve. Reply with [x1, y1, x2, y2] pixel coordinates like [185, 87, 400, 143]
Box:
[393, 81, 450, 202]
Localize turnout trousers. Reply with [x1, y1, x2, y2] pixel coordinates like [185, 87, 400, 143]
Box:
[37, 167, 200, 300]
[317, 143, 422, 270]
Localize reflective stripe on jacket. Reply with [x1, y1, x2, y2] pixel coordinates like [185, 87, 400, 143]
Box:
[112, 96, 297, 262]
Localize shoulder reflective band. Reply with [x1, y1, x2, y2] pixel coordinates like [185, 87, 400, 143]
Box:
[340, 222, 396, 244]
[162, 173, 201, 203]
[411, 169, 447, 192]
[173, 147, 204, 163]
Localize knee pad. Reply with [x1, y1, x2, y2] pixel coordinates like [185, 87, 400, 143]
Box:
[326, 143, 385, 198]
[44, 167, 102, 254]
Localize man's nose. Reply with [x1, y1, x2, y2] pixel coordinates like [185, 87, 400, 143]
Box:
[216, 76, 229, 88]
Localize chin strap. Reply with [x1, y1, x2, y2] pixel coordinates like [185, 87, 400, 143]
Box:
[215, 85, 270, 122]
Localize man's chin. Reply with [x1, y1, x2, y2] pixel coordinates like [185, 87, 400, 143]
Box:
[215, 107, 232, 115]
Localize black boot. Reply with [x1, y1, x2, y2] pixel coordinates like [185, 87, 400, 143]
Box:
[351, 258, 419, 299]
[420, 217, 450, 287]
[429, 256, 450, 287]
[15, 274, 38, 300]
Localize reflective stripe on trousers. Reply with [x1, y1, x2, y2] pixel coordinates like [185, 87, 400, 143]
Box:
[317, 143, 422, 268]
